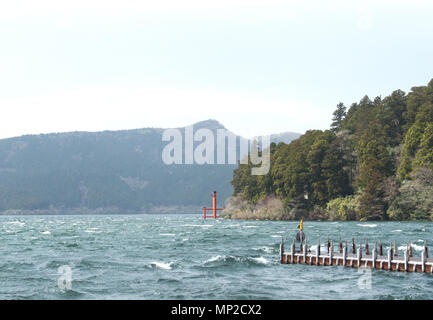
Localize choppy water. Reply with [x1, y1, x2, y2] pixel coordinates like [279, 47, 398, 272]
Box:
[1, 214, 432, 300]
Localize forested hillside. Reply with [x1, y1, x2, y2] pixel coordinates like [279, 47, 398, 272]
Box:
[0, 120, 299, 214]
[227, 78, 433, 221]
[0, 120, 232, 214]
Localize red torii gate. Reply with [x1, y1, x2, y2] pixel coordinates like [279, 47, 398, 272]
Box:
[203, 191, 224, 219]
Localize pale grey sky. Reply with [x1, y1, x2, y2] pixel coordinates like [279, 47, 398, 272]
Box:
[1, 0, 432, 139]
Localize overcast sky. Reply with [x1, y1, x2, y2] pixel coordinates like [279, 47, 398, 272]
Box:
[1, 0, 432, 139]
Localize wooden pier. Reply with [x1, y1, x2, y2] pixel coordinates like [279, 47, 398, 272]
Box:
[280, 238, 433, 273]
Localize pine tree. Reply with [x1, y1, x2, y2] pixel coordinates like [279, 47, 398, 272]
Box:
[330, 102, 346, 132]
[356, 121, 393, 220]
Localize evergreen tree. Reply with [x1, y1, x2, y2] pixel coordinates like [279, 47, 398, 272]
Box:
[356, 121, 393, 220]
[330, 102, 346, 132]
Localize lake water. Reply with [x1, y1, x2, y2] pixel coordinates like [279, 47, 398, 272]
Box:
[1, 214, 432, 299]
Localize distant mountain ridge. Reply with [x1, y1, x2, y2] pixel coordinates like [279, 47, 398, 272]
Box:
[0, 120, 300, 214]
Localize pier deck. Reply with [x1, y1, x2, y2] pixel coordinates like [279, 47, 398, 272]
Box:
[280, 238, 433, 273]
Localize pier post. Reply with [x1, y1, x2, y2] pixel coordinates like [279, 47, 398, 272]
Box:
[352, 238, 355, 254]
[339, 237, 343, 254]
[300, 237, 303, 254]
[379, 240, 383, 256]
[424, 241, 429, 259]
[291, 240, 295, 264]
[387, 247, 392, 271]
[357, 242, 362, 267]
[404, 249, 408, 272]
[329, 240, 334, 265]
[316, 239, 320, 266]
[421, 249, 426, 273]
[391, 242, 394, 260]
[303, 240, 308, 264]
[280, 237, 284, 263]
[372, 246, 377, 269]
[408, 242, 413, 258]
[365, 239, 369, 255]
[343, 241, 347, 266]
[327, 238, 330, 255]
[307, 240, 313, 265]
[203, 207, 206, 219]
[394, 240, 398, 256]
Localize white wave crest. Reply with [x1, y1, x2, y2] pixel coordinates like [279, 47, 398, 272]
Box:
[205, 255, 224, 263]
[309, 244, 327, 252]
[204, 255, 269, 265]
[309, 245, 317, 252]
[398, 243, 424, 252]
[150, 261, 173, 270]
[6, 221, 25, 227]
[181, 224, 213, 228]
[411, 244, 424, 252]
[252, 257, 269, 264]
[252, 246, 274, 253]
[357, 224, 377, 228]
[85, 229, 102, 233]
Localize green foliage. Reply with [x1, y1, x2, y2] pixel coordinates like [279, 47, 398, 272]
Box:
[414, 123, 433, 169]
[398, 103, 433, 180]
[355, 120, 394, 220]
[403, 79, 433, 132]
[340, 95, 377, 136]
[231, 78, 433, 221]
[388, 167, 433, 221]
[231, 130, 351, 218]
[326, 195, 358, 221]
[376, 90, 407, 146]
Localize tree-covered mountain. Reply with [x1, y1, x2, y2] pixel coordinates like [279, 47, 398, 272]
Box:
[226, 78, 433, 221]
[0, 120, 300, 214]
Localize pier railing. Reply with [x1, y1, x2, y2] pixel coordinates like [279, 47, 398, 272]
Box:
[280, 238, 433, 273]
